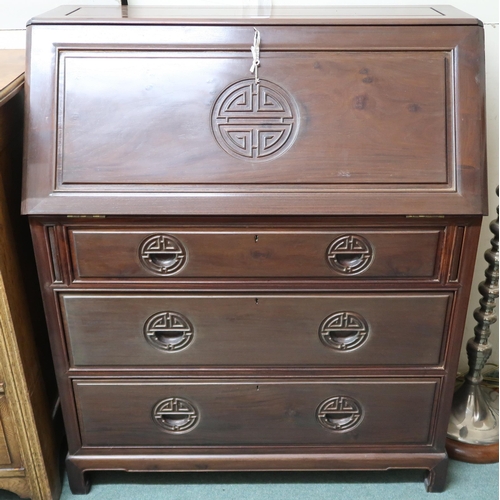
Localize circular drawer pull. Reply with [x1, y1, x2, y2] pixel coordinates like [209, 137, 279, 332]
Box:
[152, 397, 199, 433]
[144, 311, 194, 351]
[326, 234, 373, 275]
[149, 253, 178, 268]
[139, 234, 187, 275]
[319, 311, 369, 351]
[317, 396, 363, 432]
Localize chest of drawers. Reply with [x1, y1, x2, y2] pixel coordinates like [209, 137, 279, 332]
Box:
[23, 5, 487, 493]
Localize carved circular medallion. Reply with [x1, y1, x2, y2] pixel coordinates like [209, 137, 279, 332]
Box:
[211, 79, 299, 161]
[139, 234, 187, 276]
[317, 396, 363, 432]
[319, 311, 369, 351]
[326, 235, 374, 275]
[152, 397, 199, 434]
[144, 311, 194, 352]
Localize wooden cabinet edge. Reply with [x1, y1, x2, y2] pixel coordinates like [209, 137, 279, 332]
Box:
[0, 51, 62, 500]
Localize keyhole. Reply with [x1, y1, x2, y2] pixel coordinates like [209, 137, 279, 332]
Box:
[255, 235, 259, 242]
[255, 298, 259, 305]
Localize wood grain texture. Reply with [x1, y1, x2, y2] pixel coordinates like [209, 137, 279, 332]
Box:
[23, 8, 487, 494]
[0, 394, 14, 466]
[73, 379, 439, 447]
[68, 227, 443, 279]
[22, 23, 486, 216]
[58, 51, 447, 185]
[0, 50, 61, 500]
[60, 292, 451, 367]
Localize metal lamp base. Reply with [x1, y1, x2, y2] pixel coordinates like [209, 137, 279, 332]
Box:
[447, 383, 499, 463]
[446, 438, 498, 464]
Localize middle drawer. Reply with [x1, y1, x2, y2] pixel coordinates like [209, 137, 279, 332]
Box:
[60, 292, 451, 367]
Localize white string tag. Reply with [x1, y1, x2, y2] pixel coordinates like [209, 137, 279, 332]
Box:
[250, 28, 261, 84]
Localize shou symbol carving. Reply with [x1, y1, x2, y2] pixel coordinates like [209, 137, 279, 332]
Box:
[211, 79, 299, 161]
[139, 234, 187, 275]
[319, 311, 370, 351]
[317, 396, 363, 432]
[152, 397, 199, 434]
[144, 311, 194, 352]
[326, 234, 374, 275]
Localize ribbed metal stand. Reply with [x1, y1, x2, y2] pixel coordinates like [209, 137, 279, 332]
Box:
[447, 187, 499, 462]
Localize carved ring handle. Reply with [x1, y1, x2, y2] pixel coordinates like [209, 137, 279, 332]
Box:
[149, 253, 178, 268]
[319, 311, 370, 351]
[139, 234, 187, 276]
[317, 396, 363, 432]
[152, 397, 199, 434]
[144, 311, 194, 352]
[326, 234, 374, 275]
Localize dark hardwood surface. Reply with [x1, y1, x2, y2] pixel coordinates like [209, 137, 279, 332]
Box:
[0, 51, 61, 500]
[68, 227, 442, 279]
[60, 292, 451, 367]
[23, 6, 487, 494]
[58, 52, 447, 184]
[73, 379, 439, 447]
[22, 23, 486, 216]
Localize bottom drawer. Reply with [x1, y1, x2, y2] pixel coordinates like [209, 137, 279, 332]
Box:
[74, 379, 439, 448]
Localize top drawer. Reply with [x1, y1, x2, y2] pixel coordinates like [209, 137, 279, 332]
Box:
[67, 226, 443, 280]
[22, 24, 486, 215]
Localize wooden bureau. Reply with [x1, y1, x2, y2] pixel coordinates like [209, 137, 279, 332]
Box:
[22, 5, 487, 493]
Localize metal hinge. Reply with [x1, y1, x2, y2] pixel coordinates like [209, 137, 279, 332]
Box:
[66, 215, 106, 218]
[406, 215, 445, 218]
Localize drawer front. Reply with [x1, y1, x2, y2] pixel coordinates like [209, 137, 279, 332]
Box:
[61, 293, 451, 367]
[74, 379, 439, 447]
[69, 228, 443, 279]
